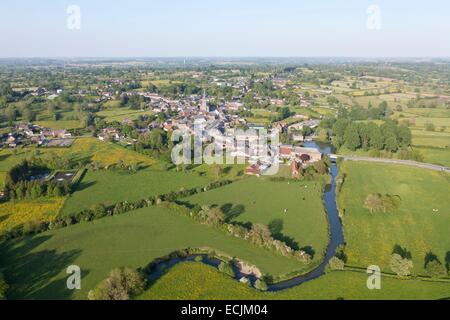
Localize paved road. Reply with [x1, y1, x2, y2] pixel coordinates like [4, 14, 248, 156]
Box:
[340, 156, 450, 173]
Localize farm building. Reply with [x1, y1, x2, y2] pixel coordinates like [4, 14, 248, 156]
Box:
[245, 164, 261, 176]
[279, 145, 322, 163]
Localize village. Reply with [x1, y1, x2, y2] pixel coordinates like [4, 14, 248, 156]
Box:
[2, 77, 323, 178]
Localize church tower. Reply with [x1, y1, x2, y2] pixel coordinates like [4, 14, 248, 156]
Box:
[200, 89, 208, 112]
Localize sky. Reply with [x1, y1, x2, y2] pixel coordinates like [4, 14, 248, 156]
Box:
[0, 0, 449, 58]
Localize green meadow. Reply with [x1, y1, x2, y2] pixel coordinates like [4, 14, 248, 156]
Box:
[184, 178, 329, 263]
[413, 146, 450, 167]
[411, 129, 450, 148]
[60, 168, 209, 216]
[0, 206, 304, 300]
[138, 262, 450, 300]
[35, 120, 84, 130]
[338, 161, 450, 275]
[96, 107, 154, 122]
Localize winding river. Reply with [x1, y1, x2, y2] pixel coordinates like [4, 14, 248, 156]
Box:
[148, 141, 345, 291]
[268, 141, 344, 291]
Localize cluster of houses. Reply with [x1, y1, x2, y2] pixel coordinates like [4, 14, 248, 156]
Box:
[85, 73, 322, 176]
[92, 83, 322, 178]
[1, 123, 72, 148]
[97, 91, 245, 143]
[244, 145, 323, 177]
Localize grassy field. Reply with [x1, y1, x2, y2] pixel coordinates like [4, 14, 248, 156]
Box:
[60, 168, 209, 215]
[190, 163, 246, 181]
[338, 161, 450, 275]
[337, 145, 450, 168]
[71, 138, 156, 167]
[394, 107, 450, 136]
[0, 138, 157, 187]
[401, 108, 450, 118]
[413, 146, 450, 167]
[138, 262, 450, 300]
[0, 198, 65, 234]
[96, 108, 154, 122]
[184, 178, 329, 263]
[411, 129, 450, 148]
[0, 206, 305, 300]
[35, 120, 84, 130]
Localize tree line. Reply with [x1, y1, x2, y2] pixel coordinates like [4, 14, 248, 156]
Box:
[322, 118, 412, 153]
[4, 160, 72, 201]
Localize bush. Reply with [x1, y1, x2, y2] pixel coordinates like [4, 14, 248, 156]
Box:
[364, 193, 400, 213]
[425, 260, 447, 279]
[218, 261, 235, 278]
[425, 122, 435, 131]
[389, 253, 413, 277]
[88, 267, 146, 300]
[254, 279, 268, 291]
[90, 203, 108, 218]
[328, 256, 345, 271]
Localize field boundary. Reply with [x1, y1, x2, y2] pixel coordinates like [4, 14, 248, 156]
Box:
[341, 156, 450, 173]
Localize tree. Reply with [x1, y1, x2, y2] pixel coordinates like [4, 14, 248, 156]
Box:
[425, 122, 435, 132]
[299, 154, 311, 163]
[313, 160, 327, 175]
[5, 106, 17, 125]
[364, 194, 384, 213]
[327, 95, 339, 105]
[277, 107, 292, 121]
[205, 207, 225, 227]
[364, 193, 399, 213]
[91, 203, 108, 218]
[218, 261, 235, 277]
[301, 125, 313, 138]
[344, 124, 361, 151]
[389, 253, 413, 277]
[52, 184, 63, 197]
[328, 256, 345, 271]
[15, 185, 25, 200]
[139, 129, 166, 150]
[0, 82, 13, 97]
[248, 224, 272, 247]
[31, 184, 43, 199]
[332, 119, 350, 148]
[357, 123, 371, 150]
[368, 123, 383, 150]
[384, 133, 399, 152]
[254, 279, 268, 291]
[396, 126, 412, 147]
[22, 108, 35, 122]
[425, 259, 447, 279]
[88, 267, 145, 300]
[120, 95, 129, 107]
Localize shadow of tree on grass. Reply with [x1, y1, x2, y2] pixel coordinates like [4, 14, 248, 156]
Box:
[220, 203, 245, 223]
[0, 234, 84, 299]
[268, 218, 301, 251]
[393, 244, 412, 259]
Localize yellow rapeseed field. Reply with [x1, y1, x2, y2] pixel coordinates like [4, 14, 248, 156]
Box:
[71, 138, 156, 167]
[0, 197, 65, 234]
